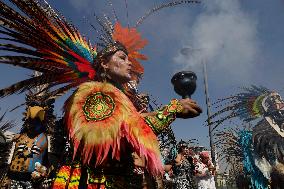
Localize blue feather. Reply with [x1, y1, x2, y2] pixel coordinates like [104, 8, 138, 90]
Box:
[239, 130, 269, 189]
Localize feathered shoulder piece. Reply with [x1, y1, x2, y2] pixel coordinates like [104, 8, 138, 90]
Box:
[64, 81, 163, 176]
[210, 85, 270, 129]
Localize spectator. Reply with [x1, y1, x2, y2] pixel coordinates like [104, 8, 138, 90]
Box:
[195, 151, 216, 189]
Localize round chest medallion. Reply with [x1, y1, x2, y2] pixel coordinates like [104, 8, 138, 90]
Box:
[83, 92, 115, 121]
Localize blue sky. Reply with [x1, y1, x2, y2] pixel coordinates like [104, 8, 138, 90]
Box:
[1, 0, 284, 150]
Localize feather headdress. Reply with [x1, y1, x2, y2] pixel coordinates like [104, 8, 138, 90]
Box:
[0, 0, 200, 98]
[210, 85, 270, 130]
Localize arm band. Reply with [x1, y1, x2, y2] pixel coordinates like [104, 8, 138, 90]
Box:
[145, 99, 183, 134]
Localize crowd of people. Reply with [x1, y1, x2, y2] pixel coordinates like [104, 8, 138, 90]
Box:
[161, 142, 216, 189]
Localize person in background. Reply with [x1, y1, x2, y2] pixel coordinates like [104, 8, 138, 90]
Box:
[195, 151, 216, 189]
[172, 143, 197, 189]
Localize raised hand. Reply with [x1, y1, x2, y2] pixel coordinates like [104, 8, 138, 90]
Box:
[177, 98, 202, 119]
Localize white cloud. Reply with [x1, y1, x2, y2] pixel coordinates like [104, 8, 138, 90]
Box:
[174, 0, 259, 83]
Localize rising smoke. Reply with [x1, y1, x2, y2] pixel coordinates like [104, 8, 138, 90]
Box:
[174, 0, 259, 83]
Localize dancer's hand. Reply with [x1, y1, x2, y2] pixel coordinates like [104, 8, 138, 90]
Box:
[177, 98, 202, 118]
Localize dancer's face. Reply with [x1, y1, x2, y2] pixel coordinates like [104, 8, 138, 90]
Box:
[184, 148, 189, 155]
[101, 50, 132, 84]
[188, 148, 194, 155]
[181, 147, 189, 156]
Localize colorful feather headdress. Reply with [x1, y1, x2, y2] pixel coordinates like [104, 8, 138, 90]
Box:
[210, 85, 271, 131]
[0, 0, 200, 98]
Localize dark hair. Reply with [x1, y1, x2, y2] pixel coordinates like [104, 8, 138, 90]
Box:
[178, 145, 188, 153]
[96, 42, 128, 64]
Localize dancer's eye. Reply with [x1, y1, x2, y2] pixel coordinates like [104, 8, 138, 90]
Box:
[119, 55, 126, 60]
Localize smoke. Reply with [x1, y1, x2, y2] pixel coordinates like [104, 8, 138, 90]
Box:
[174, 0, 259, 82]
[68, 0, 94, 12]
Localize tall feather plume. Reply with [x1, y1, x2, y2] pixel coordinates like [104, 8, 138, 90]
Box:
[214, 127, 254, 179]
[0, 73, 67, 97]
[0, 0, 97, 98]
[82, 16, 108, 47]
[113, 22, 148, 77]
[93, 12, 114, 45]
[209, 85, 270, 130]
[135, 0, 200, 28]
[107, 0, 119, 22]
[0, 56, 67, 73]
[124, 0, 130, 28]
[0, 112, 15, 132]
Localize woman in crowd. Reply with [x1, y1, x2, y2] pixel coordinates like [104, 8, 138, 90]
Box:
[195, 152, 216, 189]
[172, 143, 197, 189]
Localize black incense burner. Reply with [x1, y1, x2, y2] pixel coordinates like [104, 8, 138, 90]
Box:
[171, 71, 197, 99]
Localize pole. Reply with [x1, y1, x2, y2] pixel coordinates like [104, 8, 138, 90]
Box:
[202, 60, 216, 166]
